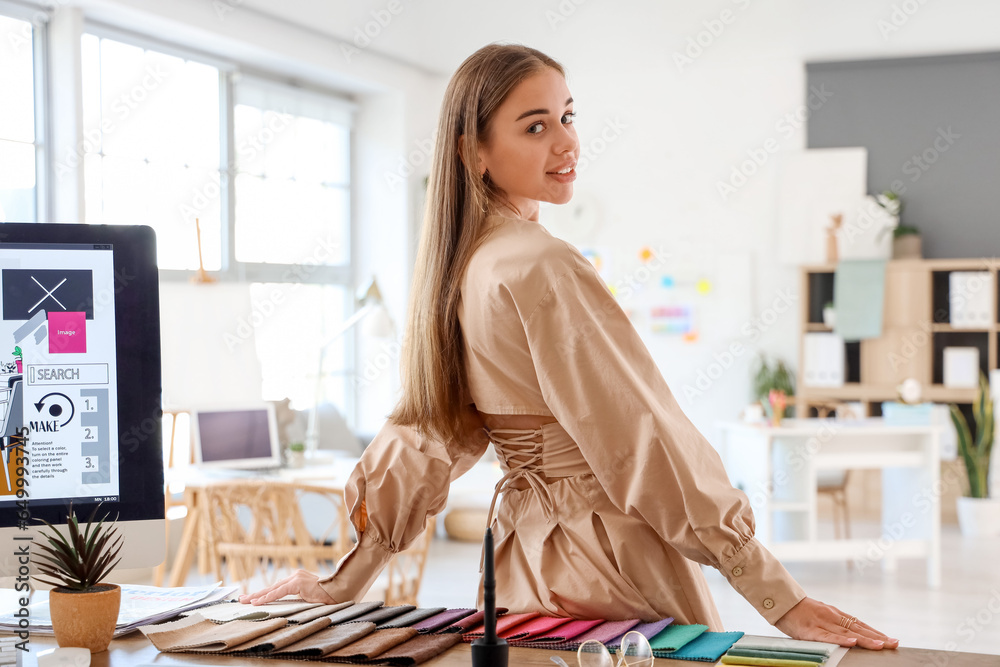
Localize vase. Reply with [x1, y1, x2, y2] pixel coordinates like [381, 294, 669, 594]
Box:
[956, 496, 1000, 538]
[14, 360, 22, 373]
[822, 307, 836, 328]
[49, 583, 121, 652]
[893, 235, 922, 259]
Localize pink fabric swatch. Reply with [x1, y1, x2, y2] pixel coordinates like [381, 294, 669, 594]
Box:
[463, 612, 540, 640]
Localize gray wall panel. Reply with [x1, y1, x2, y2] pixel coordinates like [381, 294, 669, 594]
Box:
[807, 52, 1000, 259]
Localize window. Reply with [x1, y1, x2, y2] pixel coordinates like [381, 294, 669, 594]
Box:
[81, 33, 222, 270]
[0, 14, 40, 223]
[233, 76, 352, 266]
[67, 30, 358, 423]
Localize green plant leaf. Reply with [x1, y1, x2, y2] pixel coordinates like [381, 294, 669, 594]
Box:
[950, 404, 981, 498]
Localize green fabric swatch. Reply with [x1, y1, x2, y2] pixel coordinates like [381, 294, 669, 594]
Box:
[726, 647, 826, 663]
[648, 623, 708, 652]
[722, 655, 823, 667]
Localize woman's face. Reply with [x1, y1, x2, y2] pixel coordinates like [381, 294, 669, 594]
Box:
[476, 67, 579, 221]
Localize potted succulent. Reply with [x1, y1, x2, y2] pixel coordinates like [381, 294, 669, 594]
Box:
[949, 373, 998, 537]
[34, 504, 123, 652]
[286, 441, 306, 468]
[12, 346, 22, 373]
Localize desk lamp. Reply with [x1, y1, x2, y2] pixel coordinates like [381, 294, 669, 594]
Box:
[305, 277, 394, 454]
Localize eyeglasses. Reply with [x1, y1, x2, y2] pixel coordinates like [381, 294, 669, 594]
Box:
[550, 630, 654, 667]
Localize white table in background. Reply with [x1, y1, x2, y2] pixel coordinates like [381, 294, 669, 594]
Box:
[715, 418, 942, 587]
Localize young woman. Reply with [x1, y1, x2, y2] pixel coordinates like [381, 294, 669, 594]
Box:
[241, 43, 898, 651]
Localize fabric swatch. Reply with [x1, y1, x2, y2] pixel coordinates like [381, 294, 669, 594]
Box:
[230, 617, 332, 653]
[439, 608, 507, 633]
[542, 619, 642, 651]
[731, 635, 837, 657]
[412, 608, 476, 634]
[727, 647, 827, 663]
[325, 600, 385, 625]
[286, 601, 356, 624]
[140, 615, 288, 652]
[376, 632, 463, 666]
[271, 621, 376, 657]
[666, 630, 744, 662]
[464, 612, 540, 640]
[648, 623, 709, 653]
[351, 604, 417, 625]
[606, 618, 674, 649]
[502, 615, 572, 641]
[722, 656, 823, 667]
[377, 607, 447, 630]
[513, 618, 605, 644]
[326, 627, 419, 661]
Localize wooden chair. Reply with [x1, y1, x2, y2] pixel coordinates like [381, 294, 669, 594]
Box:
[200, 480, 352, 593]
[368, 518, 436, 607]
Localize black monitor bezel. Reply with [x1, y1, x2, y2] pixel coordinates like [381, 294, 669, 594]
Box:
[0, 223, 164, 526]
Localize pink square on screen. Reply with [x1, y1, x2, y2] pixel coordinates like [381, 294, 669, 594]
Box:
[48, 311, 87, 354]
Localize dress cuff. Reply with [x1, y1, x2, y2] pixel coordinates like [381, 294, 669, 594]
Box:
[316, 529, 395, 603]
[720, 538, 807, 625]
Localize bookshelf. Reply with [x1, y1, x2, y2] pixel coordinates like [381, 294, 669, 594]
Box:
[796, 258, 999, 418]
[797, 259, 999, 525]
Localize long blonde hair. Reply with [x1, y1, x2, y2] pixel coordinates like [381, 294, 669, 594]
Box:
[388, 44, 565, 444]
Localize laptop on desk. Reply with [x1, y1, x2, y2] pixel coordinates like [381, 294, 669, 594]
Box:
[191, 404, 282, 472]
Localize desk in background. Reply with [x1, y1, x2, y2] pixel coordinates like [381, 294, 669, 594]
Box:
[716, 418, 941, 587]
[165, 457, 360, 587]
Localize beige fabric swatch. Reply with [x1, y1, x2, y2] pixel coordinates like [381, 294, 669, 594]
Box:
[285, 601, 355, 624]
[271, 621, 377, 657]
[230, 617, 332, 653]
[140, 615, 288, 652]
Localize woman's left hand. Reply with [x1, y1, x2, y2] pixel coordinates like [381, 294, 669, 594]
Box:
[774, 597, 899, 650]
[237, 569, 337, 606]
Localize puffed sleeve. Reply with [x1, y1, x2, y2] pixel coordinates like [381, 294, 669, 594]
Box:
[521, 262, 807, 625]
[317, 406, 489, 602]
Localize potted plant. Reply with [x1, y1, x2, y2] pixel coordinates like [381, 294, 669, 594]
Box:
[892, 225, 922, 259]
[752, 355, 795, 419]
[34, 504, 123, 652]
[12, 346, 22, 373]
[949, 372, 998, 537]
[286, 441, 305, 468]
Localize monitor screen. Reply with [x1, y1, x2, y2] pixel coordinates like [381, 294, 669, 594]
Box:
[193, 406, 280, 469]
[0, 223, 164, 576]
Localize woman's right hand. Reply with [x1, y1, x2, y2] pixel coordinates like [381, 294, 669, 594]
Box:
[237, 569, 338, 606]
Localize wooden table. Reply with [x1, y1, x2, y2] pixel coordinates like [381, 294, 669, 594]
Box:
[15, 632, 999, 666]
[164, 459, 359, 587]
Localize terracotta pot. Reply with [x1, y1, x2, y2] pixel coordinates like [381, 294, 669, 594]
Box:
[49, 583, 120, 652]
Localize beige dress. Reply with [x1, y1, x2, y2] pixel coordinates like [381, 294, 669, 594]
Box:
[318, 213, 807, 630]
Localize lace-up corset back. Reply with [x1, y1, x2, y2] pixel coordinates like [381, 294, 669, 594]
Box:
[484, 421, 592, 525]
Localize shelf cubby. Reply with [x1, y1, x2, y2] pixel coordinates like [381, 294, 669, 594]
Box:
[931, 331, 989, 385]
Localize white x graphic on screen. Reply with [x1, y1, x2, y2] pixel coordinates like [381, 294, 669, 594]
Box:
[29, 276, 68, 312]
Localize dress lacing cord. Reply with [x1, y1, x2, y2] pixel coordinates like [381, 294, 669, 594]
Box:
[479, 427, 556, 572]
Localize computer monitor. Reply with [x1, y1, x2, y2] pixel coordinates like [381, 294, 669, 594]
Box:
[191, 404, 281, 470]
[0, 223, 164, 577]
